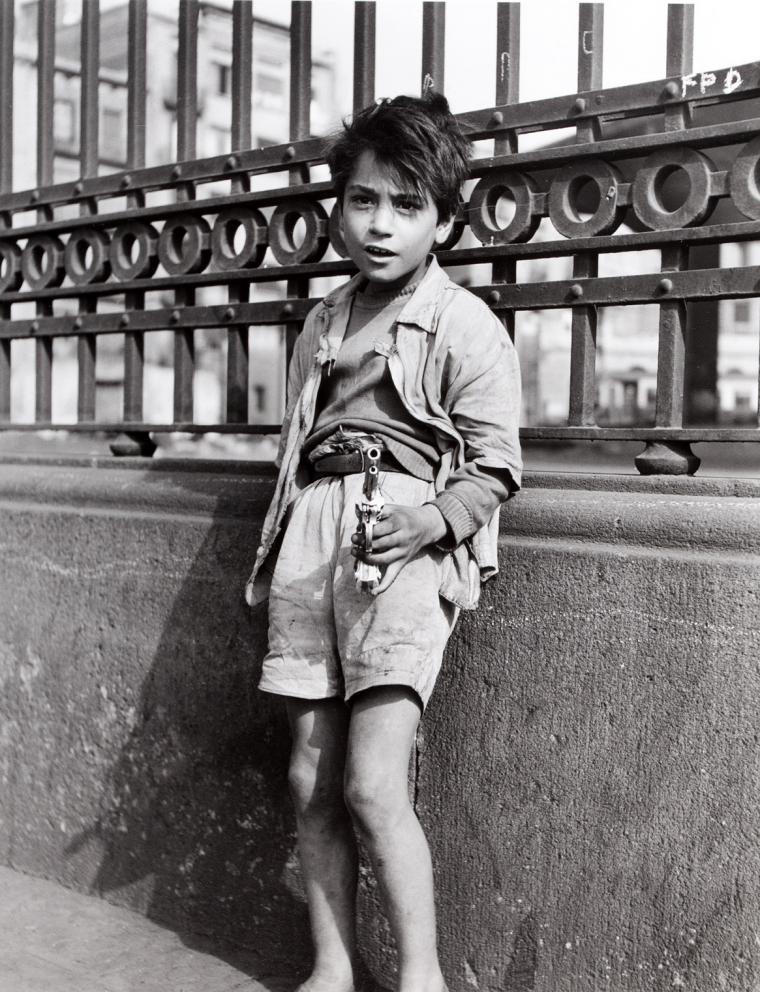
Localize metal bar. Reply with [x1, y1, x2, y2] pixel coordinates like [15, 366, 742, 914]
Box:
[176, 0, 199, 162]
[127, 0, 147, 169]
[353, 1, 376, 111]
[173, 329, 195, 422]
[35, 338, 53, 422]
[491, 3, 520, 341]
[80, 0, 100, 179]
[666, 4, 694, 131]
[290, 2, 312, 143]
[123, 331, 144, 422]
[0, 0, 14, 194]
[231, 1, 253, 153]
[37, 0, 56, 188]
[421, 2, 445, 94]
[286, 2, 313, 381]
[226, 1, 254, 424]
[568, 3, 604, 427]
[77, 335, 96, 421]
[124, 0, 148, 424]
[0, 339, 9, 421]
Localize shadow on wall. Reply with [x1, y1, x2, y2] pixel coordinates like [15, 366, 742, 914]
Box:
[63, 466, 310, 990]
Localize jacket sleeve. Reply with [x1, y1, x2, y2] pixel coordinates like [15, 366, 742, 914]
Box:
[431, 299, 522, 546]
[274, 309, 320, 468]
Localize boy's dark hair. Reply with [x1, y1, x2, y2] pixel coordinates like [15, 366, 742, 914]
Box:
[325, 92, 471, 222]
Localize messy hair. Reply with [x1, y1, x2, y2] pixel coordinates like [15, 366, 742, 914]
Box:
[325, 92, 472, 222]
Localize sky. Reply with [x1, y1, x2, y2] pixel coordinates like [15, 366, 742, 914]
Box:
[247, 0, 760, 121]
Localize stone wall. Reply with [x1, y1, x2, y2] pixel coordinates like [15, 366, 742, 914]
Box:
[1, 457, 759, 991]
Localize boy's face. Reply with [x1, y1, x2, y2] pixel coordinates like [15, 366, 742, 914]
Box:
[340, 150, 454, 294]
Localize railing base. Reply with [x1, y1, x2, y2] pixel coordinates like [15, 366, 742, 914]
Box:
[634, 440, 700, 475]
[109, 431, 156, 457]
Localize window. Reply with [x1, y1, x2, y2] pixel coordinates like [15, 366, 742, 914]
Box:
[735, 393, 752, 411]
[254, 385, 266, 413]
[54, 99, 76, 147]
[254, 71, 285, 111]
[734, 301, 751, 323]
[215, 62, 230, 96]
[101, 107, 125, 161]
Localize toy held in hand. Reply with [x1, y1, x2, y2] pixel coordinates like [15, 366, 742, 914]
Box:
[354, 446, 385, 592]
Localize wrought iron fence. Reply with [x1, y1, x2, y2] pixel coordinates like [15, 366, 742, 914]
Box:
[1, 0, 759, 473]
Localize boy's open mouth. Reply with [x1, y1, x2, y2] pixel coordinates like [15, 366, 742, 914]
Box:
[364, 245, 396, 257]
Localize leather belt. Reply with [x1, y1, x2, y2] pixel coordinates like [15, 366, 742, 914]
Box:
[312, 451, 402, 475]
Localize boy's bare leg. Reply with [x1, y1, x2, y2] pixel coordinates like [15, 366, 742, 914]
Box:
[345, 686, 446, 992]
[286, 697, 361, 992]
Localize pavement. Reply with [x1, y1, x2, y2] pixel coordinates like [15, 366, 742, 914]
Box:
[0, 867, 294, 992]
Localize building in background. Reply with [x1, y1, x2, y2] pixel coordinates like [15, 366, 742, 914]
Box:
[10, 0, 339, 433]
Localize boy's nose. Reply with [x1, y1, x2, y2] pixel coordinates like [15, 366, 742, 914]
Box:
[369, 204, 393, 235]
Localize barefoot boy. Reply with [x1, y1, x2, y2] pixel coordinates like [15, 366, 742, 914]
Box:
[246, 93, 522, 992]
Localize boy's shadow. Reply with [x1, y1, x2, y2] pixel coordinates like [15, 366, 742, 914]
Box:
[65, 461, 312, 990]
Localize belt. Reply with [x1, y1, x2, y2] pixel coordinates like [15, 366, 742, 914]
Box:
[311, 451, 403, 475]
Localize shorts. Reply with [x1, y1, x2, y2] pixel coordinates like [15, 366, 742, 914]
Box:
[259, 472, 458, 709]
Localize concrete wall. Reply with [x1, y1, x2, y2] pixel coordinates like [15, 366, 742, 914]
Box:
[1, 456, 759, 991]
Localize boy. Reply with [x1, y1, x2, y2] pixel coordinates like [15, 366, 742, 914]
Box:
[246, 93, 522, 992]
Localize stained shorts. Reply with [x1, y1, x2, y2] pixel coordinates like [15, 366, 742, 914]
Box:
[259, 472, 458, 709]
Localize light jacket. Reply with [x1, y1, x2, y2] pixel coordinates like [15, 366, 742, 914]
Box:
[245, 256, 522, 610]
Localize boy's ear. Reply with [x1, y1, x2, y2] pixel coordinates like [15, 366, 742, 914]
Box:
[433, 214, 455, 247]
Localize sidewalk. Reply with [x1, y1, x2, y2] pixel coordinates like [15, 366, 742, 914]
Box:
[0, 867, 293, 992]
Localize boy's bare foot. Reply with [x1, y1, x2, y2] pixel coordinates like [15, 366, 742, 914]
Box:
[295, 962, 363, 992]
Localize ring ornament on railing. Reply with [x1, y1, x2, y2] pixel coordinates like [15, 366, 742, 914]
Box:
[109, 221, 160, 281]
[0, 241, 23, 293]
[22, 235, 66, 290]
[548, 159, 626, 238]
[211, 207, 268, 270]
[631, 148, 718, 230]
[64, 228, 111, 285]
[467, 169, 540, 244]
[268, 197, 329, 265]
[729, 136, 760, 220]
[158, 214, 212, 275]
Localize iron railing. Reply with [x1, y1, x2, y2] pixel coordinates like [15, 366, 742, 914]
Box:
[1, 1, 759, 473]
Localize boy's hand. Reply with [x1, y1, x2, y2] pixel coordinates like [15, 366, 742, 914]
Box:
[351, 503, 448, 595]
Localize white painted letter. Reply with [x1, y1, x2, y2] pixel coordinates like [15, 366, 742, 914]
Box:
[724, 67, 743, 94]
[699, 71, 717, 94]
[681, 73, 698, 99]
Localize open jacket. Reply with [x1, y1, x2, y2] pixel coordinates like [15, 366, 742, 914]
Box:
[245, 256, 522, 610]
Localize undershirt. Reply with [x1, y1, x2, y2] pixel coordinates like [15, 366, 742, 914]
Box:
[305, 282, 439, 480]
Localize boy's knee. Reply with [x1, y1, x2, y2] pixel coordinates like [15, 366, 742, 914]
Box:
[344, 770, 409, 835]
[288, 754, 344, 818]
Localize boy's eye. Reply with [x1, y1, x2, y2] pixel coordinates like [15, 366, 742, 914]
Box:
[396, 199, 419, 212]
[350, 194, 373, 206]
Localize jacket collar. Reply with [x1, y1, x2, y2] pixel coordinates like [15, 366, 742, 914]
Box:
[321, 255, 451, 334]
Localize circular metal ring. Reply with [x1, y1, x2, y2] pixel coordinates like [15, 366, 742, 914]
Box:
[269, 197, 329, 265]
[0, 241, 23, 293]
[548, 158, 625, 238]
[467, 169, 539, 244]
[21, 235, 66, 290]
[64, 227, 111, 285]
[211, 206, 268, 270]
[328, 202, 349, 259]
[110, 221, 159, 281]
[729, 136, 760, 220]
[631, 147, 717, 231]
[158, 213, 212, 275]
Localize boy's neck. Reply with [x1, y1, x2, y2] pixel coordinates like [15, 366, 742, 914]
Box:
[361, 255, 432, 298]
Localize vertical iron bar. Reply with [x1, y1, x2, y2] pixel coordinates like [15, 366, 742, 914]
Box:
[421, 2, 445, 95]
[80, 0, 99, 179]
[654, 4, 695, 428]
[123, 0, 148, 425]
[353, 1, 376, 112]
[568, 3, 603, 426]
[0, 0, 13, 421]
[0, 0, 14, 193]
[285, 2, 312, 384]
[35, 0, 56, 423]
[491, 3, 520, 343]
[173, 0, 199, 423]
[226, 1, 254, 423]
[77, 0, 100, 422]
